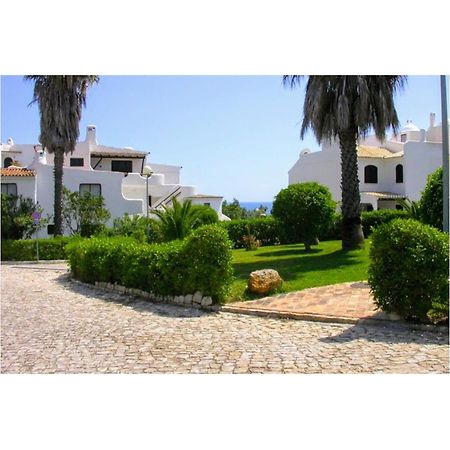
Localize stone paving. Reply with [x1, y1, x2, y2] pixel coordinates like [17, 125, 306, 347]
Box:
[223, 281, 397, 323]
[1, 263, 448, 374]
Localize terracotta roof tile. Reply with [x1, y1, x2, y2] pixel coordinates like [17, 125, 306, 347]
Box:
[0, 168, 35, 177]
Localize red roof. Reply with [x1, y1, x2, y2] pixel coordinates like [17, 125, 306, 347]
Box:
[0, 168, 36, 177]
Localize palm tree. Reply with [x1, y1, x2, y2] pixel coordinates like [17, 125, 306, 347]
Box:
[283, 75, 406, 250]
[153, 198, 201, 241]
[25, 75, 99, 235]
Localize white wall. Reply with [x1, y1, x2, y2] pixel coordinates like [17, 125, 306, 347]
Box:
[1, 176, 35, 202]
[403, 141, 442, 201]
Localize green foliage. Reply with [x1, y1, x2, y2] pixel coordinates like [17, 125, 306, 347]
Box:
[397, 198, 421, 220]
[222, 198, 268, 220]
[368, 219, 449, 322]
[107, 213, 163, 244]
[319, 213, 342, 241]
[420, 167, 443, 230]
[153, 198, 201, 241]
[242, 235, 261, 251]
[1, 194, 48, 240]
[272, 182, 336, 250]
[1, 236, 78, 261]
[361, 209, 409, 237]
[220, 217, 281, 248]
[190, 204, 219, 227]
[62, 187, 110, 237]
[66, 224, 234, 302]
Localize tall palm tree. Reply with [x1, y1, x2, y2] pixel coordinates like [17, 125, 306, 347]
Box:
[25, 75, 99, 235]
[283, 75, 406, 250]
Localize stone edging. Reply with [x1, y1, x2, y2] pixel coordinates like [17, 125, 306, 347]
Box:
[71, 278, 217, 310]
[1, 260, 67, 265]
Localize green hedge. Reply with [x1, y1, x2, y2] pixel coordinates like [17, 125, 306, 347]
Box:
[66, 224, 233, 303]
[220, 217, 280, 248]
[1, 236, 79, 261]
[368, 218, 449, 323]
[361, 209, 409, 237]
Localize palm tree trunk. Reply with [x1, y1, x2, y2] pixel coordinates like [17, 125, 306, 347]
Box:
[338, 128, 365, 250]
[53, 150, 64, 236]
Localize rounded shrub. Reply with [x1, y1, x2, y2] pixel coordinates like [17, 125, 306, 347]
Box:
[361, 209, 409, 237]
[191, 205, 219, 227]
[272, 182, 336, 251]
[420, 167, 443, 230]
[368, 218, 449, 322]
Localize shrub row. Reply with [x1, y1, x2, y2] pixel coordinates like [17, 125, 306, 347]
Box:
[66, 225, 234, 303]
[219, 210, 409, 247]
[1, 236, 79, 261]
[368, 218, 449, 324]
[220, 217, 280, 248]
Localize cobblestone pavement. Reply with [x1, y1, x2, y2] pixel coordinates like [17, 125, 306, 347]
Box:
[1, 264, 448, 374]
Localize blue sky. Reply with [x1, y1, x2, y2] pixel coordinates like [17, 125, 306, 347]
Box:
[1, 75, 445, 201]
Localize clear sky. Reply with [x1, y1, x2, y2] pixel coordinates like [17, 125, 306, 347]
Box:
[1, 75, 445, 202]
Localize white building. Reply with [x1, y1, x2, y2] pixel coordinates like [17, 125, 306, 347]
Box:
[288, 113, 447, 211]
[1, 125, 228, 237]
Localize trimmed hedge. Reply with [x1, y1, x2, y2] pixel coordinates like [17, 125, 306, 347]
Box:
[220, 217, 280, 248]
[66, 224, 233, 303]
[1, 236, 79, 261]
[361, 209, 409, 237]
[368, 218, 449, 323]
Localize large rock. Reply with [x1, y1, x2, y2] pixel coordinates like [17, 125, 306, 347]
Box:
[247, 269, 283, 295]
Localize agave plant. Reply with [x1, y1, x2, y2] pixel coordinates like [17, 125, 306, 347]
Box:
[153, 198, 201, 241]
[397, 198, 421, 220]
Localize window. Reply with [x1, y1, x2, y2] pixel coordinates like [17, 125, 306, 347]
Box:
[396, 164, 403, 183]
[364, 165, 378, 184]
[400, 133, 407, 143]
[70, 158, 84, 167]
[79, 183, 101, 197]
[203, 202, 211, 207]
[111, 160, 133, 173]
[148, 196, 152, 207]
[1, 183, 17, 196]
[4, 157, 13, 168]
[47, 224, 55, 235]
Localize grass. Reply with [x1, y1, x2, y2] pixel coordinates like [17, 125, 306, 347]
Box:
[227, 240, 370, 302]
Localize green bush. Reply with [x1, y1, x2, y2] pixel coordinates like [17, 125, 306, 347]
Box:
[368, 218, 449, 322]
[191, 205, 219, 226]
[66, 224, 233, 303]
[272, 182, 336, 251]
[420, 167, 443, 230]
[361, 209, 409, 237]
[220, 217, 280, 248]
[1, 236, 79, 261]
[106, 213, 164, 243]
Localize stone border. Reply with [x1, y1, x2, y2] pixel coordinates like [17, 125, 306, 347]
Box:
[72, 278, 217, 310]
[1, 260, 67, 265]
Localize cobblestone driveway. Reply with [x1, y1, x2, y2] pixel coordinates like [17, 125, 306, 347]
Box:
[1, 264, 448, 374]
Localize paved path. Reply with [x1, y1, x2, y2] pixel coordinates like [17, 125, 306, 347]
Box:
[224, 281, 398, 323]
[1, 264, 448, 374]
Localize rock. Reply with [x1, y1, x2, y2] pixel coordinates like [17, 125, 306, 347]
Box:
[247, 269, 283, 295]
[201, 296, 213, 307]
[193, 291, 203, 304]
[184, 294, 193, 305]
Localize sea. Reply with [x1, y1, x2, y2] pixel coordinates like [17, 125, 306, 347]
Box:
[240, 201, 273, 214]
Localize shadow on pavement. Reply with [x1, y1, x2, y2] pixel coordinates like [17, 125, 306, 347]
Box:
[55, 273, 217, 319]
[319, 322, 449, 346]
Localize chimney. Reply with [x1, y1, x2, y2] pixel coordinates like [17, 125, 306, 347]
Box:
[430, 112, 436, 128]
[85, 125, 97, 144]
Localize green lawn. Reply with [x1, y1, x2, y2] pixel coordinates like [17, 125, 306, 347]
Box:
[228, 240, 370, 302]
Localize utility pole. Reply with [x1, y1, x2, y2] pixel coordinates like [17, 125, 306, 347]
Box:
[441, 75, 449, 232]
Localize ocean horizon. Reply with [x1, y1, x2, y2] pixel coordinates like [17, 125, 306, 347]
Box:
[240, 201, 273, 213]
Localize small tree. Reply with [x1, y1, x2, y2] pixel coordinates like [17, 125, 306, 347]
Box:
[62, 187, 110, 237]
[420, 167, 443, 230]
[222, 198, 248, 219]
[272, 182, 336, 251]
[1, 194, 48, 240]
[190, 204, 219, 227]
